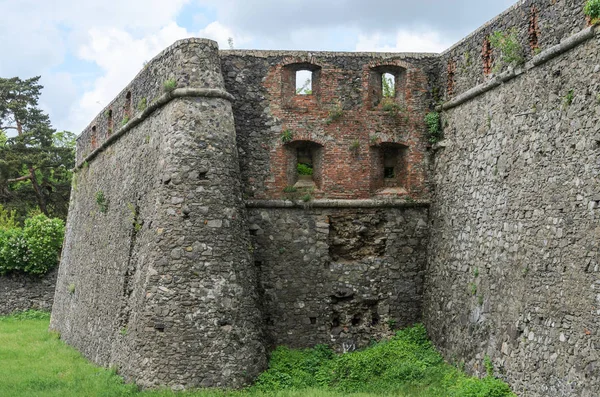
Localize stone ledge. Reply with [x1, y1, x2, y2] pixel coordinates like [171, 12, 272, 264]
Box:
[75, 87, 235, 169]
[220, 49, 438, 59]
[246, 199, 430, 209]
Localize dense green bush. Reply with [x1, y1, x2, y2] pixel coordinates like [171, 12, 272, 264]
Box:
[296, 163, 314, 176]
[251, 324, 516, 397]
[0, 214, 64, 276]
[585, 0, 600, 21]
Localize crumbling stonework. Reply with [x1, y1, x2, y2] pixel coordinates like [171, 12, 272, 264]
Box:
[50, 0, 600, 395]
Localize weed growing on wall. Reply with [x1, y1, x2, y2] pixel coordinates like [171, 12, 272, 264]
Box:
[425, 112, 443, 143]
[585, 0, 600, 22]
[563, 89, 575, 108]
[163, 79, 177, 93]
[121, 115, 130, 126]
[326, 104, 344, 124]
[95, 191, 108, 213]
[280, 129, 293, 143]
[137, 97, 147, 112]
[489, 28, 524, 72]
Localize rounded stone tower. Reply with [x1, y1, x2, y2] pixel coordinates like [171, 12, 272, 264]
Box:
[50, 38, 266, 389]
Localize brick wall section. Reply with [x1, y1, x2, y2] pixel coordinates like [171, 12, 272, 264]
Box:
[221, 51, 438, 200]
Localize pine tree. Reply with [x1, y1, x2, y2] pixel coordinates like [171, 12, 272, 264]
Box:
[0, 76, 74, 220]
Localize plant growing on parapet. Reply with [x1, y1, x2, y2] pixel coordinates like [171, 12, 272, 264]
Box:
[301, 193, 312, 202]
[283, 186, 297, 193]
[137, 97, 147, 112]
[489, 28, 524, 72]
[349, 139, 360, 153]
[297, 163, 313, 176]
[369, 134, 379, 145]
[585, 0, 600, 23]
[96, 191, 108, 213]
[281, 129, 293, 143]
[121, 115, 129, 127]
[424, 112, 443, 143]
[326, 103, 344, 124]
[68, 283, 76, 294]
[163, 79, 177, 93]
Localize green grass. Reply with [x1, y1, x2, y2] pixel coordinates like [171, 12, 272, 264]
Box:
[0, 311, 516, 397]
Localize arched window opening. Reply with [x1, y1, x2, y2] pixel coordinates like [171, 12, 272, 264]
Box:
[296, 70, 313, 95]
[369, 65, 406, 109]
[284, 140, 323, 189]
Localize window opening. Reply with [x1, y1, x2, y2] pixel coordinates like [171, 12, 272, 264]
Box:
[296, 70, 313, 95]
[125, 91, 132, 118]
[296, 147, 314, 183]
[107, 109, 113, 135]
[382, 73, 395, 98]
[383, 148, 397, 182]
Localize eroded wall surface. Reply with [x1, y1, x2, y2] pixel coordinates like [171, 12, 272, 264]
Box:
[248, 206, 429, 351]
[425, 8, 600, 397]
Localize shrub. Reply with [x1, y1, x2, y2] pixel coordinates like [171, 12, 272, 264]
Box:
[297, 163, 313, 176]
[22, 215, 65, 275]
[489, 29, 524, 70]
[585, 0, 600, 22]
[425, 112, 443, 143]
[0, 214, 64, 275]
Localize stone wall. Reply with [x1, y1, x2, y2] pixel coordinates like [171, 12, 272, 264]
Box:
[424, 19, 600, 397]
[0, 269, 57, 315]
[220, 51, 438, 200]
[51, 39, 266, 390]
[248, 203, 429, 351]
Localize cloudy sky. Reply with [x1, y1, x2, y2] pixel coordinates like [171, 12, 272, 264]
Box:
[0, 0, 515, 134]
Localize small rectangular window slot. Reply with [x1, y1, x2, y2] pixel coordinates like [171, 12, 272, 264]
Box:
[310, 317, 317, 325]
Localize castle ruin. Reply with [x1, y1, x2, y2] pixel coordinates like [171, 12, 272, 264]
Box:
[50, 1, 600, 395]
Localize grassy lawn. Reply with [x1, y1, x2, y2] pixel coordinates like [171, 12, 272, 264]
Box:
[0, 311, 516, 397]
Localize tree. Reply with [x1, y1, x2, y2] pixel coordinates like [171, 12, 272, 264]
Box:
[0, 76, 74, 221]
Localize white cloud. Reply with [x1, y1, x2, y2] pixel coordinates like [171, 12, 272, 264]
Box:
[355, 30, 453, 53]
[198, 21, 251, 49]
[68, 23, 194, 132]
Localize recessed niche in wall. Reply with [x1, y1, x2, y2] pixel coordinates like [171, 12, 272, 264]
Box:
[368, 65, 406, 109]
[370, 142, 409, 193]
[284, 140, 323, 189]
